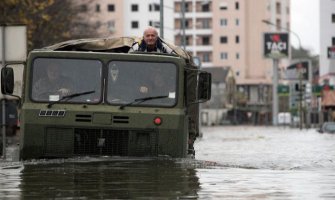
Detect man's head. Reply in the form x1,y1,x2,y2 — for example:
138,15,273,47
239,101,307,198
143,26,158,49
46,63,60,82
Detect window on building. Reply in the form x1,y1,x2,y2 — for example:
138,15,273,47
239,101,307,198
236,53,240,59
276,19,281,31
185,36,191,45
220,19,228,26
220,36,228,44
236,18,240,26
333,37,335,46
108,4,115,12
185,3,191,12
276,2,281,14
332,14,335,23
202,3,210,12
220,2,228,10
131,21,139,29
202,19,210,29
153,21,160,28
220,52,228,60
202,36,210,45
235,2,239,10
235,35,240,43
96,4,100,12
149,3,160,11
185,20,190,29
203,53,210,62
155,4,160,11
131,4,138,12
108,20,115,31
80,4,88,12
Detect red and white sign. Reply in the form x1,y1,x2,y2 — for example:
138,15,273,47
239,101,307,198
264,33,289,59
328,46,335,59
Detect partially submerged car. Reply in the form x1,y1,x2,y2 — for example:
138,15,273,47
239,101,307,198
318,122,335,134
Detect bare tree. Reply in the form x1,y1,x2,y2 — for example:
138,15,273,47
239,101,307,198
0,0,97,51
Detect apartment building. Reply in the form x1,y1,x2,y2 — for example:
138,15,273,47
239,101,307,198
174,0,290,106
74,0,124,37
122,0,174,41
76,0,174,41
319,0,335,85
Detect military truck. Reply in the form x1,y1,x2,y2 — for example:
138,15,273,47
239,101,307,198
1,37,211,160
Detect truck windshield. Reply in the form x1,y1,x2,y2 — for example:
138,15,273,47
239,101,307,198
107,61,177,107
31,58,102,103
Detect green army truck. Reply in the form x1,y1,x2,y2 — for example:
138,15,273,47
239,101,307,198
1,37,211,160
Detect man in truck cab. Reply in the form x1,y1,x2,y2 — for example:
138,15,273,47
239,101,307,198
32,62,74,101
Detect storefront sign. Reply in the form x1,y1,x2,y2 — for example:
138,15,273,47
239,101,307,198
264,33,289,59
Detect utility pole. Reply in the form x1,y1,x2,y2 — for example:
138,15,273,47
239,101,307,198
1,25,6,159
272,59,279,126
181,0,186,49
298,67,303,129
262,20,303,128
160,0,164,38
0,24,27,160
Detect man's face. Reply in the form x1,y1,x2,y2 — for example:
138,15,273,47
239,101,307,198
47,65,60,81
143,29,158,47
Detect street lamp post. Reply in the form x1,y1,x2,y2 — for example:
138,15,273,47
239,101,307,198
262,20,304,129
262,20,302,51
272,58,279,126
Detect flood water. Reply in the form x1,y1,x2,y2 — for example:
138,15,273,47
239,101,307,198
1,126,335,199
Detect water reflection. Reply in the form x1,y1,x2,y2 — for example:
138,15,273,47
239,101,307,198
0,165,22,199
18,159,200,199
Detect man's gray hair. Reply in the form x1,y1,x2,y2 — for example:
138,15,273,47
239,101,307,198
143,26,158,36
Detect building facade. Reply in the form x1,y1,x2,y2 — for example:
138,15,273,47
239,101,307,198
76,0,174,41
173,0,290,109
74,0,124,37
319,0,335,85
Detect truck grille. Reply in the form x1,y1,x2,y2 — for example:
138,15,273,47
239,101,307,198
74,128,129,156
44,128,158,158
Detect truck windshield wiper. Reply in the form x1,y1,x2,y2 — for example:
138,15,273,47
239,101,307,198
47,90,95,108
119,95,168,110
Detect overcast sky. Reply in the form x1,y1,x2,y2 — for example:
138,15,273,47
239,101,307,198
290,0,320,55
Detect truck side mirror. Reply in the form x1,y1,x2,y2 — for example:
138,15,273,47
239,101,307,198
1,67,14,94
198,72,211,101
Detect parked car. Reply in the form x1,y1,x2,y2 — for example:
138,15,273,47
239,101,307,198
318,122,335,134
278,112,291,125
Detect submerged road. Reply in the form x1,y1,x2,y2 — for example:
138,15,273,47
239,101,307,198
0,126,334,199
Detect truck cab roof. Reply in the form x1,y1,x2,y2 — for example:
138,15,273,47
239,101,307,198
37,36,194,65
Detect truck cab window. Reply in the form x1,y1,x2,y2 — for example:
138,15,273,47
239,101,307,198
31,58,102,103
107,61,177,107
